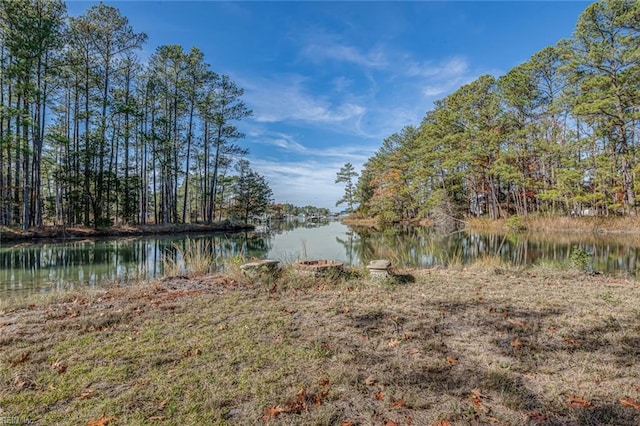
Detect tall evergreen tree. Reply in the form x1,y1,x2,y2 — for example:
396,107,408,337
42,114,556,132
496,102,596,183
335,162,358,213
231,159,273,223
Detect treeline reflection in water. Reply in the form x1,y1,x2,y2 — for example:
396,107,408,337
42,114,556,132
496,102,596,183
0,233,273,296
343,226,640,274
2,221,640,295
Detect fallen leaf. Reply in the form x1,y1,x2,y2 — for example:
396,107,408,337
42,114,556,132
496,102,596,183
262,405,284,420
470,388,487,411
313,389,329,407
364,375,377,386
294,387,307,410
375,391,385,401
510,337,523,349
385,421,399,426
340,422,354,426
406,348,419,355
431,422,452,426
80,389,94,399
11,352,30,366
404,416,413,425
565,338,580,346
567,395,589,408
86,415,115,426
319,378,330,387
51,360,68,374
392,397,407,408
548,326,558,333
507,318,526,328
446,356,459,365
389,338,400,348
183,348,202,358
471,388,485,398
157,397,169,410
471,395,483,409
528,411,548,423
621,397,640,411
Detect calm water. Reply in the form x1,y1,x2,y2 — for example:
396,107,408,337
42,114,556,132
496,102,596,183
2,220,640,296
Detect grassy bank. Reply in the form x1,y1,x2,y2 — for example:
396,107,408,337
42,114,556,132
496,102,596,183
343,214,640,235
2,263,640,425
467,216,640,235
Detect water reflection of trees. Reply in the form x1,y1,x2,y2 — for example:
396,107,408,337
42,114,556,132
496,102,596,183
0,232,275,295
343,226,640,275
3,224,640,295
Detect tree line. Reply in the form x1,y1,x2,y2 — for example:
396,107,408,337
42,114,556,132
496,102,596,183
0,0,273,230
352,0,640,223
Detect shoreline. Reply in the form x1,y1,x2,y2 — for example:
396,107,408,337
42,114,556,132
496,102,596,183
0,221,255,243
2,215,639,243
343,215,640,234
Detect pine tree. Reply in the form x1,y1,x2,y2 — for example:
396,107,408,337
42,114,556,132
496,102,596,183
335,162,358,213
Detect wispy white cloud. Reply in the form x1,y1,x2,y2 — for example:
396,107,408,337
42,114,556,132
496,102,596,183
248,128,375,162
236,33,484,207
405,56,469,79
250,157,362,210
302,42,388,69
239,74,369,139
251,131,308,153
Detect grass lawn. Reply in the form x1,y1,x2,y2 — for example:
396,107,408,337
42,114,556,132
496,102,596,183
1,263,640,425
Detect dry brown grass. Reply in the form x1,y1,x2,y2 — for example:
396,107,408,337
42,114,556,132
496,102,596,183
468,215,640,234
1,264,640,425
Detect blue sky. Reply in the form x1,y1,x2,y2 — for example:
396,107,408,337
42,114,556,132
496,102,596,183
67,1,591,210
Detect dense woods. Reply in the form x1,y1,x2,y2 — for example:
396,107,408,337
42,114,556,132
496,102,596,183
0,0,271,230
355,0,640,223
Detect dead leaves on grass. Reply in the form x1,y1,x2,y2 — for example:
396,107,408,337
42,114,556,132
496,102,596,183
391,397,409,409
567,395,590,408
262,388,307,420
564,337,581,347
182,347,202,358
621,397,640,411
364,374,377,386
506,318,527,328
263,381,331,421
470,388,489,412
527,411,548,423
79,389,94,399
86,415,115,426
10,352,30,366
510,337,523,350
50,359,68,374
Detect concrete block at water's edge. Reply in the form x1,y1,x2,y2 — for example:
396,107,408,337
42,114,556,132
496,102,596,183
240,259,280,277
367,259,392,278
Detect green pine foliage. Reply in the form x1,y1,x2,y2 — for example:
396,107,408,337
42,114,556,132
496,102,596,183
355,0,640,222
0,0,257,229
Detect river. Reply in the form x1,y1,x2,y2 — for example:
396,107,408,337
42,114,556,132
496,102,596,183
1,220,639,296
